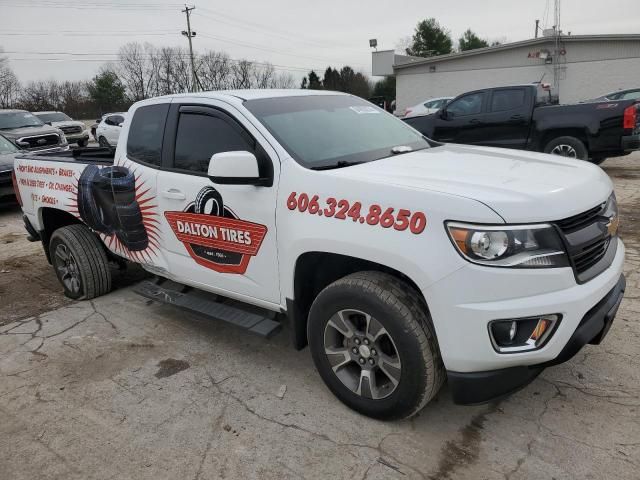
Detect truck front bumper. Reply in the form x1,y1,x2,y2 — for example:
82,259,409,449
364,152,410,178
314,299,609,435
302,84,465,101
447,274,625,404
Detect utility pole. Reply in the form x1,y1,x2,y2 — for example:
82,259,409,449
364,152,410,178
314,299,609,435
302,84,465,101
535,19,539,38
182,4,198,92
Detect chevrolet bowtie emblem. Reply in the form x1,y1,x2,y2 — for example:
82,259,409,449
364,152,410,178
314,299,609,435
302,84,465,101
606,215,619,236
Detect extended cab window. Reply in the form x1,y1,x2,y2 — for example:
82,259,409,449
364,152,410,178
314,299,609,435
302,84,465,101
127,104,169,166
447,92,484,116
173,113,254,173
490,89,525,112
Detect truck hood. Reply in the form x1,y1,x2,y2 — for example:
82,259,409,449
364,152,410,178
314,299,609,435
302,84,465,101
334,144,612,223
0,153,15,171
49,120,85,129
0,125,62,140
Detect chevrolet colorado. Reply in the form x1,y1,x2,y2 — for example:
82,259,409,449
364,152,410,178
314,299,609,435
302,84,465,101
13,90,625,419
404,84,640,164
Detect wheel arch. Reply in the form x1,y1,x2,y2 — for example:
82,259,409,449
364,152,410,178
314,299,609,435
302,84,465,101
538,128,590,152
39,207,82,263
287,251,429,350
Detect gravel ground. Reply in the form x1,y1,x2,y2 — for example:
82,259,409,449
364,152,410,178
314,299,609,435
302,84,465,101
0,153,638,480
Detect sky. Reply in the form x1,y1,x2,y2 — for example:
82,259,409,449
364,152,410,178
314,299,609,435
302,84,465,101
1,0,638,84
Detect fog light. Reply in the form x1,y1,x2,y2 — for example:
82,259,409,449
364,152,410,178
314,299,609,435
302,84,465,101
489,314,560,353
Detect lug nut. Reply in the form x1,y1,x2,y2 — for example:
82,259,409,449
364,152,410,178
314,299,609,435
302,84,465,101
363,338,370,345
369,358,375,365
359,357,365,364
352,347,358,354
371,349,377,356
354,338,361,345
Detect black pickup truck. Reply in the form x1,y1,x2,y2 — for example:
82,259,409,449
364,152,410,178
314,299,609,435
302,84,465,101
404,85,640,164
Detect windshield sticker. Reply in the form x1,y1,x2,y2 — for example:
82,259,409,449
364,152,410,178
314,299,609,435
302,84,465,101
286,191,427,234
349,106,380,114
165,186,267,274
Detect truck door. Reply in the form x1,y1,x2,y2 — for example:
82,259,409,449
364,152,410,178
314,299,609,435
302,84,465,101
433,91,487,144
155,100,281,306
479,88,531,149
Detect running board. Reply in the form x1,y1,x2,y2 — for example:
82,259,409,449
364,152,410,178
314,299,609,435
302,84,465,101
133,279,282,338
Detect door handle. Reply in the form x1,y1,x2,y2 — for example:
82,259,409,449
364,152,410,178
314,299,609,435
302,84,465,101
161,189,186,200
509,115,524,121
469,119,481,124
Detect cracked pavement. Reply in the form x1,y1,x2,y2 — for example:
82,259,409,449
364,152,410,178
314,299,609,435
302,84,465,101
1,154,639,479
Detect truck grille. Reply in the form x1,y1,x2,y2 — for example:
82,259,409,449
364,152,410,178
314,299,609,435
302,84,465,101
572,237,610,274
17,134,61,150
555,202,606,232
554,196,617,283
60,125,82,134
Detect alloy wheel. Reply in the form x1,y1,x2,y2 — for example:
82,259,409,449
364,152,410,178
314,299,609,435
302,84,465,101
55,244,81,294
323,309,402,400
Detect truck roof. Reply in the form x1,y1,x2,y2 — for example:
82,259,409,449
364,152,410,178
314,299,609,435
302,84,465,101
156,89,350,102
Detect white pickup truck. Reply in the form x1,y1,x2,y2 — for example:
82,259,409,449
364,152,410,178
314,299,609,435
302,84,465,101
13,90,625,420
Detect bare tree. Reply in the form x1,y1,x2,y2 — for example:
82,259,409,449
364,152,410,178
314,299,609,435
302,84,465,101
229,60,253,89
0,52,21,108
117,42,150,101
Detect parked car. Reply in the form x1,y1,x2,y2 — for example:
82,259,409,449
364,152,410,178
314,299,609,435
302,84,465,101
0,134,19,200
0,109,68,153
403,96,453,118
404,84,640,164
33,111,90,147
90,116,103,142
15,90,625,420
95,112,126,148
590,88,640,102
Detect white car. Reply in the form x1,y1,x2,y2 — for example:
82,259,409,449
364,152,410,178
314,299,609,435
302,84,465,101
95,112,126,148
403,96,453,118
15,90,625,420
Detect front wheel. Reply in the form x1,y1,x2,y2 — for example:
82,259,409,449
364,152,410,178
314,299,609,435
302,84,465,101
308,271,444,420
98,136,110,148
544,136,588,160
77,139,88,148
50,225,112,300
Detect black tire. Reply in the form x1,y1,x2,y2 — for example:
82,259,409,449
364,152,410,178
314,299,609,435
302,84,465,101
77,165,114,234
114,202,149,251
194,186,224,216
77,139,88,148
99,166,136,206
308,271,445,420
50,225,112,300
98,136,110,148
543,136,588,160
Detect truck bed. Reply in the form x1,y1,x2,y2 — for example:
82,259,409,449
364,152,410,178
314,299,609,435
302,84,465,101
17,147,115,165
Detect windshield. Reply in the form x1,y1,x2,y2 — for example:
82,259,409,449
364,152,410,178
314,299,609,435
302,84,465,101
35,112,72,123
0,135,18,154
244,95,429,169
0,111,44,130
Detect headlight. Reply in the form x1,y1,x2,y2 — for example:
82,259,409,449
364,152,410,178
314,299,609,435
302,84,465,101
446,222,569,268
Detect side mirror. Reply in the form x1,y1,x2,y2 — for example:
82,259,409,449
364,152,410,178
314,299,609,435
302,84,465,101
45,121,52,126
208,151,269,186
118,123,124,127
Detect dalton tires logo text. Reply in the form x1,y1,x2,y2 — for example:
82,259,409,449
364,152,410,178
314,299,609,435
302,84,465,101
164,186,267,274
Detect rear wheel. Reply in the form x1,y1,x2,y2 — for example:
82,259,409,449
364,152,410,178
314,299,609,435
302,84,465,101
308,271,444,420
77,139,88,148
98,136,110,148
50,225,112,300
544,136,588,160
